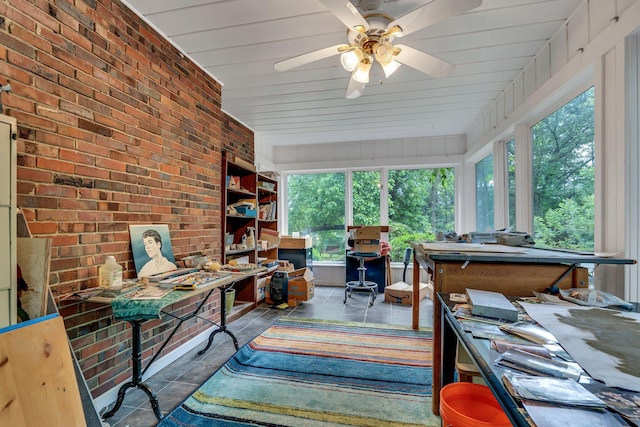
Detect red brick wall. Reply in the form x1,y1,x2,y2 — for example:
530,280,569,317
1,0,254,398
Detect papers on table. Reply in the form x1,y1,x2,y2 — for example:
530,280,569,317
158,271,233,290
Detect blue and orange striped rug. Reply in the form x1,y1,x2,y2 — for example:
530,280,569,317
159,318,439,426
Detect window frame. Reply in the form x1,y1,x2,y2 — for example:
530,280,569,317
282,164,457,264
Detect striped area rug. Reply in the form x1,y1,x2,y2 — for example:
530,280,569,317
159,318,439,426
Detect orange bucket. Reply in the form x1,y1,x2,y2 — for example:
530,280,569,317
440,382,511,427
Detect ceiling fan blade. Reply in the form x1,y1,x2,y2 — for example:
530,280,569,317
387,0,482,38
318,0,369,31
274,44,348,71
345,75,366,99
394,44,455,78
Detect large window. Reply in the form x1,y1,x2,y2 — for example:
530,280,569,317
286,167,455,262
287,173,345,261
532,87,594,251
475,154,494,232
387,168,455,261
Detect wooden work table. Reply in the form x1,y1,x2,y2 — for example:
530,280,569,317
409,242,635,415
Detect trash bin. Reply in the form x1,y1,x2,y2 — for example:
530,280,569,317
440,383,510,427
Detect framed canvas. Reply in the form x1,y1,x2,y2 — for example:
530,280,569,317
129,224,177,277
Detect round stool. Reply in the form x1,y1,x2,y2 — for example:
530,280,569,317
344,252,379,307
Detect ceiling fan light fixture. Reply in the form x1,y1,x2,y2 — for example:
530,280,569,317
340,48,363,72
352,56,372,83
374,41,394,64
381,59,401,78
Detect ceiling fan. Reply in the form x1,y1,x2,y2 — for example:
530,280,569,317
274,0,482,99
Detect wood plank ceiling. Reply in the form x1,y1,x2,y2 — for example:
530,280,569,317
122,0,584,147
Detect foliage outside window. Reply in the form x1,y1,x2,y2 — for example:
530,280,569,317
287,173,345,261
387,168,455,261
475,154,494,232
532,87,594,251
352,170,381,226
506,139,516,229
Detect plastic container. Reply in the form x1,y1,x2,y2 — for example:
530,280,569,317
440,383,510,427
99,256,123,289
225,288,236,314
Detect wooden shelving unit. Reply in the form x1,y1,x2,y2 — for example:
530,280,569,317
256,173,279,303
222,151,258,311
257,173,278,263
222,151,257,266
221,152,280,310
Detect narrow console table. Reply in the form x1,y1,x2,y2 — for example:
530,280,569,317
410,242,635,414
96,268,264,421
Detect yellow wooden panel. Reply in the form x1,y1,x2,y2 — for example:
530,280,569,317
0,315,86,427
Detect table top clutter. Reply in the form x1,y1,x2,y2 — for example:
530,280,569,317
438,290,640,426
87,267,264,320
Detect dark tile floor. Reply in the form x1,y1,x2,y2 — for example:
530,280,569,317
103,284,434,427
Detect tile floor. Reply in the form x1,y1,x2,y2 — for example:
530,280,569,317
102,284,434,427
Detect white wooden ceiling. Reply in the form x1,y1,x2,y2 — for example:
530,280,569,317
122,0,584,147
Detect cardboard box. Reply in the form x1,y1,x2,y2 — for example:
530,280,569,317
287,267,315,302
353,239,380,253
384,282,431,306
277,260,295,272
280,235,312,249
425,281,434,300
349,226,381,240
264,267,314,306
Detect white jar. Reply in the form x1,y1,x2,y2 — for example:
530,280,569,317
99,256,123,289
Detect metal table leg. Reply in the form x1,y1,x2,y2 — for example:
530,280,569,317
102,320,163,421
198,285,239,354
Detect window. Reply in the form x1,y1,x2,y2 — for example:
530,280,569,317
352,170,381,226
475,154,494,232
506,139,516,229
532,87,594,251
387,168,455,261
287,173,345,261
286,168,456,263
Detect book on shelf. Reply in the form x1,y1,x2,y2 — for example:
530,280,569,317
502,372,605,408
496,348,583,380
270,200,276,220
